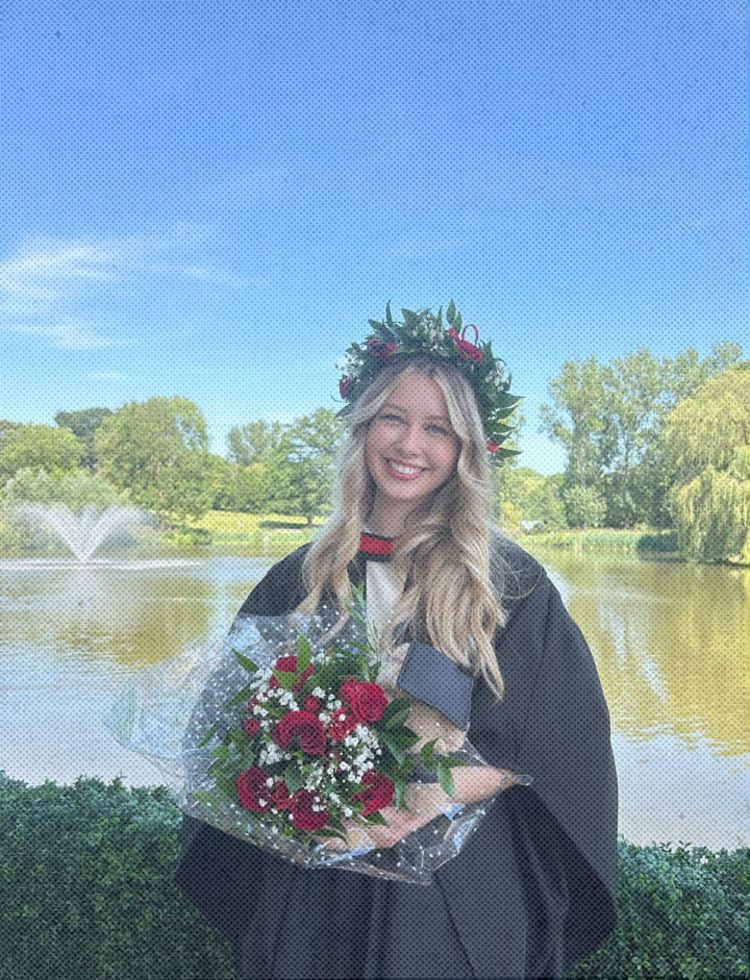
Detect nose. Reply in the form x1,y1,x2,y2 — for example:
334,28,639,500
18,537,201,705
394,422,423,456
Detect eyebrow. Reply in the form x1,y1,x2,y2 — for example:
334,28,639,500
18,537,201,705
382,402,452,423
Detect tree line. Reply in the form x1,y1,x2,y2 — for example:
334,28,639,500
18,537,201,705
0,341,747,562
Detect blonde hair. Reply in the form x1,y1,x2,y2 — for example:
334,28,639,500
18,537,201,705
298,355,508,700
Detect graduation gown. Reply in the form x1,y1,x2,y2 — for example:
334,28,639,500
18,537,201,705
175,537,618,979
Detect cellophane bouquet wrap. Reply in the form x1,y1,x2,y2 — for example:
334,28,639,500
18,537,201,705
106,601,530,884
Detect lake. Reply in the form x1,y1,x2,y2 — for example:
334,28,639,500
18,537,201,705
0,547,747,850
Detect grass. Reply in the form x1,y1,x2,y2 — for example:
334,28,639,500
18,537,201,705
516,527,679,554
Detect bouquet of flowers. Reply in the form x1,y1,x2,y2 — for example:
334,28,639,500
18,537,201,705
106,597,530,883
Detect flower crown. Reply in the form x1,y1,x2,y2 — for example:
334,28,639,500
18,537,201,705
337,301,522,461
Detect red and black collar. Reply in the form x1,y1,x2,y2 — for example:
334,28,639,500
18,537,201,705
358,531,395,561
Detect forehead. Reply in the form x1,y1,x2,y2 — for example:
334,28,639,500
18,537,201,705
384,373,450,416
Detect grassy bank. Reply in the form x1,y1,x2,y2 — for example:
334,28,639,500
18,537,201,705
164,510,326,556
1,773,746,980
515,527,679,555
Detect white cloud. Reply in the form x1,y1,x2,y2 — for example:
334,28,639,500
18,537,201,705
0,230,247,347
4,319,128,350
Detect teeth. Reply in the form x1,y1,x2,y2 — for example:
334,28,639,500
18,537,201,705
388,460,423,475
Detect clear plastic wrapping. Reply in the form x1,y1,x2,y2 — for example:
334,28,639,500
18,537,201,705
105,607,531,884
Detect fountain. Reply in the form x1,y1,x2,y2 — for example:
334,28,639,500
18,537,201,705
2,502,199,570
14,503,148,563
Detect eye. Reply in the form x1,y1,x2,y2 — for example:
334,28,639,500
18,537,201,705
380,413,404,424
427,424,451,436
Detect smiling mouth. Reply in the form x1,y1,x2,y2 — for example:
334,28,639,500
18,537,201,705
386,459,426,477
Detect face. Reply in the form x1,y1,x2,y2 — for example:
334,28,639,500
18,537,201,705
364,373,460,532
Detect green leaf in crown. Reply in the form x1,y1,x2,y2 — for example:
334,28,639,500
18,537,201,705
335,301,523,462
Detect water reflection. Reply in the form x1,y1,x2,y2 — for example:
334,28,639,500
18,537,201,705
1,549,747,848
541,553,749,756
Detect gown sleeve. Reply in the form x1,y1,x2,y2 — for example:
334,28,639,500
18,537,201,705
442,556,618,977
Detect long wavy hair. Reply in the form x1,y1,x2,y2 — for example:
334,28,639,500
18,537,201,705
298,355,509,700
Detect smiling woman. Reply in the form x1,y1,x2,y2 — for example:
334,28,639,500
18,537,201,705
364,373,460,536
175,304,618,980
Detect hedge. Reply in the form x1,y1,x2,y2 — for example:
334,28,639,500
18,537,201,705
0,773,747,979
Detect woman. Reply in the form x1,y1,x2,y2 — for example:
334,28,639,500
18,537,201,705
175,305,618,979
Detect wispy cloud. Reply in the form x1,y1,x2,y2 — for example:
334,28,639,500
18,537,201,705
4,319,128,351
0,229,245,348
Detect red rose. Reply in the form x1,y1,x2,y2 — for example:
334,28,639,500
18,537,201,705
448,327,483,363
244,716,261,736
352,771,395,815
339,679,388,724
339,376,353,398
366,337,398,362
272,710,327,755
269,779,292,810
326,707,358,741
236,766,270,812
486,440,499,453
290,789,329,831
303,695,322,713
269,655,314,692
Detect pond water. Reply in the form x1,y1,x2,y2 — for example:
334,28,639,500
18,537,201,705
0,547,747,850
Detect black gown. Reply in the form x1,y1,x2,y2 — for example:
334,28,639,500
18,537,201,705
175,537,618,979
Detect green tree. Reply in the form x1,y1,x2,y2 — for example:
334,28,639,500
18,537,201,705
2,467,128,509
95,396,212,523
226,420,286,467
539,358,613,489
269,409,343,524
662,363,750,563
541,343,743,528
54,408,113,471
496,465,565,530
216,462,274,513
562,484,607,529
0,424,83,481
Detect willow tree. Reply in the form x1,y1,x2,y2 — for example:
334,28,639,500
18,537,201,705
663,363,750,563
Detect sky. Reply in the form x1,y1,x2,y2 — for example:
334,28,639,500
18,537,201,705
0,0,746,475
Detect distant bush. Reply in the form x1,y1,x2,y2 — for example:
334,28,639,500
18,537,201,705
2,466,128,509
1,773,747,979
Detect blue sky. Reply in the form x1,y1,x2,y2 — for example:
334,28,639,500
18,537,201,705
1,0,746,474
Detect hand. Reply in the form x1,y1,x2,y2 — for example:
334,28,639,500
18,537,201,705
314,784,451,854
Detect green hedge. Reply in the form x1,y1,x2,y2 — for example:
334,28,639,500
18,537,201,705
1,773,747,980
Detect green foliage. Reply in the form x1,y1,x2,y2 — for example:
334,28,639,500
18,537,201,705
95,396,213,524
568,840,750,979
2,466,128,509
226,419,286,467
215,461,274,513
663,363,750,563
268,408,343,524
0,772,234,980
541,343,744,530
54,408,114,470
0,424,83,481
561,484,607,529
495,465,566,530
1,774,746,980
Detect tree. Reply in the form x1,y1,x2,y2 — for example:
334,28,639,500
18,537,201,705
268,409,343,524
541,343,744,528
227,420,287,467
0,424,83,481
495,466,565,530
2,466,128,509
539,358,613,489
561,485,607,529
54,408,113,471
662,363,750,562
95,396,213,523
